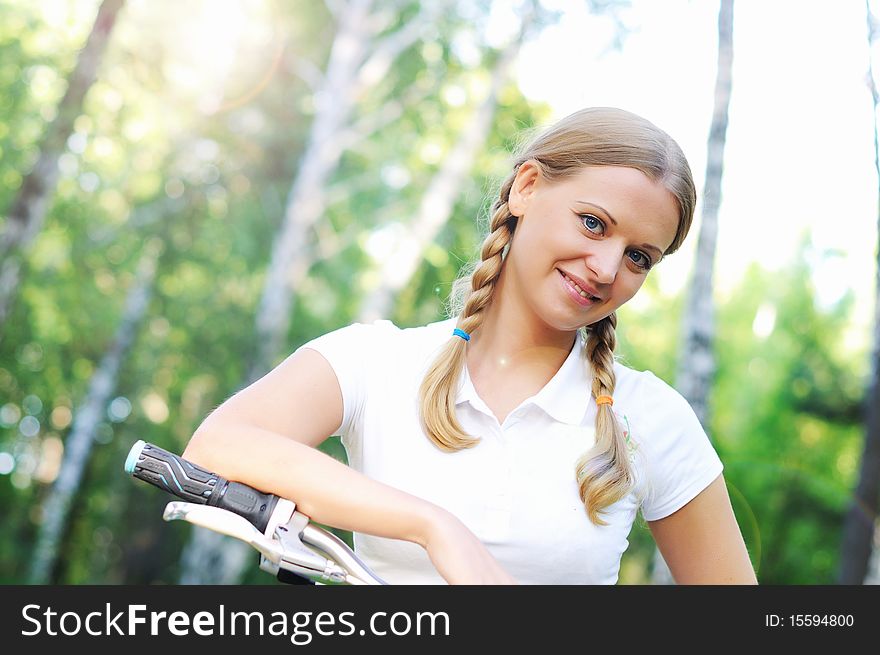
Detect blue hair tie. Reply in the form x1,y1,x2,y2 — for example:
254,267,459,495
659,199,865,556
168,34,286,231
452,328,470,342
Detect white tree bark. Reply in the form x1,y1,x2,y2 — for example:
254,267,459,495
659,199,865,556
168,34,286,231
358,20,528,322
0,0,125,334
27,238,162,583
178,0,452,585
653,0,734,585
251,0,445,375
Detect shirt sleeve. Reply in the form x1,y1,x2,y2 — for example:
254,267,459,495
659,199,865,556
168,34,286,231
634,371,724,522
292,320,392,443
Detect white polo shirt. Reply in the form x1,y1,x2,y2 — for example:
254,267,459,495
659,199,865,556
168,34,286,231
295,317,723,584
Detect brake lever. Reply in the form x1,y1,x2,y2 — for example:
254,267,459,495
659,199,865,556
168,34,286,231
163,502,285,564
272,511,349,584
164,501,350,583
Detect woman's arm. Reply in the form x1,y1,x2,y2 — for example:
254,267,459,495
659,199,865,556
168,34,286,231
647,474,758,584
183,347,515,584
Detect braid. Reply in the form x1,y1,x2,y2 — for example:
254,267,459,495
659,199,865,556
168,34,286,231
458,180,517,335
586,312,618,397
576,312,637,525
418,177,518,451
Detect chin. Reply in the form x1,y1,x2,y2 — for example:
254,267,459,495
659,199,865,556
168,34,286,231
587,308,619,327
544,309,590,334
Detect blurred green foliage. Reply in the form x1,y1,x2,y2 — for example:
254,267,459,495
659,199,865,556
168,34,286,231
616,236,867,583
0,0,871,585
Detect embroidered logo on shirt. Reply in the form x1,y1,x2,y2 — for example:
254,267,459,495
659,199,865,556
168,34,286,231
620,412,638,463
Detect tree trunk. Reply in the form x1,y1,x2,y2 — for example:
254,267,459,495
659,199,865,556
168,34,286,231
653,0,734,585
836,0,880,585
358,22,528,322
250,0,450,376
27,238,161,583
865,536,880,584
0,0,125,334
178,0,451,585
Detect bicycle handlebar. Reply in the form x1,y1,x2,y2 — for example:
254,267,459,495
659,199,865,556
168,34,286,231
124,440,387,585
125,439,280,533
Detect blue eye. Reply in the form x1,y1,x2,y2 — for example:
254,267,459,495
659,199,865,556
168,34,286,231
628,251,652,270
580,214,604,233
578,212,653,272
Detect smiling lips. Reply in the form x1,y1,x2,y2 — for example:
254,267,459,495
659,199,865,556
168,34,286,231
558,269,601,302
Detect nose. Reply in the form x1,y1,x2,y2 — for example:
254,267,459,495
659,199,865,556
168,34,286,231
586,243,622,285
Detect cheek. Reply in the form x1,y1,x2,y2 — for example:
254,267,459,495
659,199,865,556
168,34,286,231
614,277,646,306
513,223,556,268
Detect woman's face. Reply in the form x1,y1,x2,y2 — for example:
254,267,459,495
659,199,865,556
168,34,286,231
505,162,681,332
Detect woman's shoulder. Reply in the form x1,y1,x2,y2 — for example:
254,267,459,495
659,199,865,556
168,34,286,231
399,315,459,340
610,359,695,423
298,316,456,356
610,359,718,467
611,358,672,397
609,363,722,520
355,316,457,342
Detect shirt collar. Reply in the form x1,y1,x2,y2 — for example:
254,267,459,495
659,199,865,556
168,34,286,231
455,328,592,426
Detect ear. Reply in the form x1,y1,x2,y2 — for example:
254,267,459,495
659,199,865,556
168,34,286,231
508,160,541,217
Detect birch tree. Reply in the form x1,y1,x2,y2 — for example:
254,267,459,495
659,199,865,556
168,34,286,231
358,16,531,322
178,0,455,585
838,0,880,585
653,0,734,585
0,0,125,334
27,237,162,583
249,0,449,376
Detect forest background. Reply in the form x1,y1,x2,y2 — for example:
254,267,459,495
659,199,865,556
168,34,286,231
1,0,879,586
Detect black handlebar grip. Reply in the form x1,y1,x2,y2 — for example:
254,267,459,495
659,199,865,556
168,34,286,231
125,440,280,533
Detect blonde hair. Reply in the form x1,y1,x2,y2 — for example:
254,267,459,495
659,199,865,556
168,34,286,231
417,107,696,525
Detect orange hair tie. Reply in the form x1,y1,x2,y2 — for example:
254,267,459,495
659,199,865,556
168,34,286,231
595,395,613,406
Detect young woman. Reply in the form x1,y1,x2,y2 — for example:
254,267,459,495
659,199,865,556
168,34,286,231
183,107,758,585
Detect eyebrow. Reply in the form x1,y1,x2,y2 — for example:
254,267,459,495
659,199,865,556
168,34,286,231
575,200,665,258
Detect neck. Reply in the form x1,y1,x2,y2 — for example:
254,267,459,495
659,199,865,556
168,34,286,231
465,269,577,377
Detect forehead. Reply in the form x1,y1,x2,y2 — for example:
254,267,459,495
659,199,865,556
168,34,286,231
554,166,680,250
